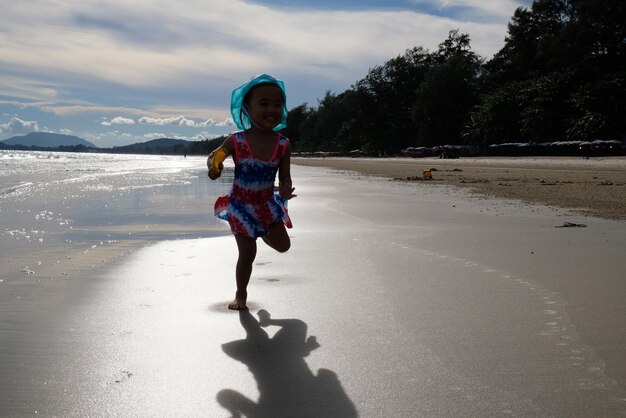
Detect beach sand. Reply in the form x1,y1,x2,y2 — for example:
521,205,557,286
293,156,626,220
2,162,625,416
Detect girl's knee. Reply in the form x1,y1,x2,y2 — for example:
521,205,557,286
238,252,256,265
237,245,257,263
275,240,290,253
263,223,290,253
263,235,290,253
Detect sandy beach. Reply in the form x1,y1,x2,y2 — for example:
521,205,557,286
2,158,626,416
293,156,626,221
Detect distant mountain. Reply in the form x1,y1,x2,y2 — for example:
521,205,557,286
111,138,191,152
0,134,223,155
1,132,97,148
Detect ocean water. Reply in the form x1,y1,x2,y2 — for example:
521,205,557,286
0,150,233,283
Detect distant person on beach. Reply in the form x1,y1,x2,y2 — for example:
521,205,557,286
208,74,296,310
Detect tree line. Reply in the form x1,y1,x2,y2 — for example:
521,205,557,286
281,0,625,155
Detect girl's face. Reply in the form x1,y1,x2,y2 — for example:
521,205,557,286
245,84,284,131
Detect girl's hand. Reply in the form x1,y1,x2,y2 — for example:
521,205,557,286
207,138,233,180
279,180,296,200
207,152,221,180
208,166,221,180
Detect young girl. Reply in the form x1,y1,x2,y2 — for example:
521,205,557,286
208,74,296,310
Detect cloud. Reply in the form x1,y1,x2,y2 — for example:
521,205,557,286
36,104,231,121
1,0,523,103
111,116,135,124
197,118,235,128
0,117,39,134
98,114,233,128
143,132,167,140
149,106,231,120
138,115,234,128
409,0,528,20
0,75,63,103
0,0,530,144
192,132,222,140
139,115,196,127
101,116,135,126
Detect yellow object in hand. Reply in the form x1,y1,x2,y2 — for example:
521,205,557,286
212,148,229,172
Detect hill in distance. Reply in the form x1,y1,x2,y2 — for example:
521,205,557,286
111,138,190,152
1,132,97,148
0,133,222,155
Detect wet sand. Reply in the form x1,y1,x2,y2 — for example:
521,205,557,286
1,163,625,416
293,156,626,220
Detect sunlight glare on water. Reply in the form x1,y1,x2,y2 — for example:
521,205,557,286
0,151,233,281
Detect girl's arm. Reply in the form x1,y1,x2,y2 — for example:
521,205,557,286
207,136,235,180
278,141,296,200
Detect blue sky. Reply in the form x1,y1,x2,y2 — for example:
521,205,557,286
0,0,532,147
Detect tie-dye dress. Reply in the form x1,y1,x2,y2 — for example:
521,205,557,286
214,131,292,238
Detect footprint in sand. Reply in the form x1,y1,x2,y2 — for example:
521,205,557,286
111,370,133,384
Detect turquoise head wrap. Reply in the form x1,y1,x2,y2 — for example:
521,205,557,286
230,74,287,131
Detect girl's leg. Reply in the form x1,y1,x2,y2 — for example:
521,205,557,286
262,222,290,253
230,235,257,310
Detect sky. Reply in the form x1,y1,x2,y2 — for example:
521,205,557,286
0,0,532,148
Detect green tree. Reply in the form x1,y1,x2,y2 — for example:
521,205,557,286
485,0,571,82
567,73,626,140
351,46,431,153
517,72,571,141
474,0,625,144
467,81,524,145
282,103,311,150
287,0,625,152
414,30,481,146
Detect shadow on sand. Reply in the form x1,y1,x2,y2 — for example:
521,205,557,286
217,310,357,418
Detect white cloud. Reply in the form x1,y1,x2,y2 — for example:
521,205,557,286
39,104,230,121
137,115,233,128
139,115,196,127
110,116,135,124
197,118,235,128
0,75,63,103
0,0,520,100
143,132,167,140
82,127,228,147
60,128,72,135
100,116,136,126
149,106,231,120
193,132,222,140
0,117,39,134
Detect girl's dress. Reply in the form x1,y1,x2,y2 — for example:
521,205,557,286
214,131,292,238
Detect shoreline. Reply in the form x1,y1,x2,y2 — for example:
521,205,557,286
293,156,626,221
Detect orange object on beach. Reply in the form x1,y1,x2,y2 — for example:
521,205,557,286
212,148,229,172
423,168,433,180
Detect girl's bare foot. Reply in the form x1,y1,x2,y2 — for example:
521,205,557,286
228,291,248,310
228,300,247,310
